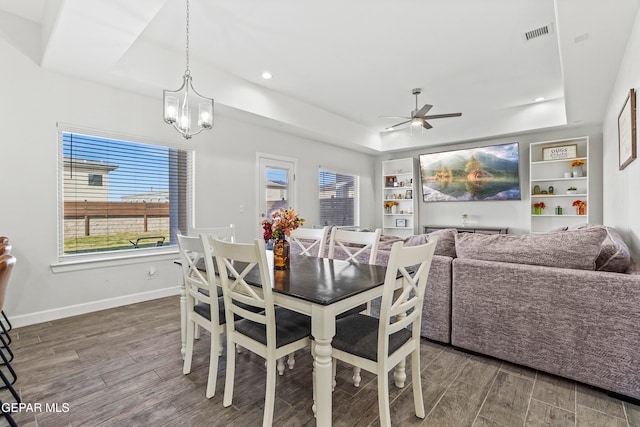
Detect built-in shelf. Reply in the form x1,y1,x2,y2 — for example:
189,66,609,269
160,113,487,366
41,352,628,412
529,137,590,233
382,158,419,238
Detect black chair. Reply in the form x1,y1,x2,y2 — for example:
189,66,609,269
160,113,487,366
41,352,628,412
0,254,19,427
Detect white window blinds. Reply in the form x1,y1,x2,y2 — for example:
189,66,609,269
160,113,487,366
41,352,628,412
58,127,192,258
318,169,359,227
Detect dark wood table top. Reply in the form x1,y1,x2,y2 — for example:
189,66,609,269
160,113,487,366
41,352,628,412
190,254,388,306
249,254,388,305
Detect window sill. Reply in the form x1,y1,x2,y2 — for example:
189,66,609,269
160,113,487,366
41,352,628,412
50,248,179,273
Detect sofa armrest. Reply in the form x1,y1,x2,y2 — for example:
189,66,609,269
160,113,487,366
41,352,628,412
452,258,640,400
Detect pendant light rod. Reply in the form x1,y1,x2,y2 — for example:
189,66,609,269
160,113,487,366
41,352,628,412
163,0,214,139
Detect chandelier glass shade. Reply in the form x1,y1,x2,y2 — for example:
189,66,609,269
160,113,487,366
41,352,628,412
163,0,214,139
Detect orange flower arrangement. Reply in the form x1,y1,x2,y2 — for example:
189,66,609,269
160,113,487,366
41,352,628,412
570,159,585,167
261,208,305,242
572,200,586,207
533,202,546,209
383,201,398,208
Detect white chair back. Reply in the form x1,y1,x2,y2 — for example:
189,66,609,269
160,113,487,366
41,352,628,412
379,238,437,341
212,238,275,346
289,226,330,257
189,224,236,243
327,228,382,264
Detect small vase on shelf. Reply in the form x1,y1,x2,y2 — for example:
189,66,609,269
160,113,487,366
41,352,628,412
572,165,583,177
273,238,290,270
391,205,398,214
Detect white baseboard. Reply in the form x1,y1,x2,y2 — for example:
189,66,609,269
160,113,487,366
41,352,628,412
9,286,181,328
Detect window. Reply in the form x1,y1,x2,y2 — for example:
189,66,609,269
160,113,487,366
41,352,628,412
58,127,192,259
88,174,103,186
319,169,359,227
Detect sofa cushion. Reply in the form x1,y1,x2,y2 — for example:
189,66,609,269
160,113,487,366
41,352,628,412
574,225,631,273
404,228,457,258
455,227,607,270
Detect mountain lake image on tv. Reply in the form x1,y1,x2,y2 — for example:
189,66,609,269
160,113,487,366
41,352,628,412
419,142,521,202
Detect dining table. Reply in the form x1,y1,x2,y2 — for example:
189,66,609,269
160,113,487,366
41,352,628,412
179,251,401,426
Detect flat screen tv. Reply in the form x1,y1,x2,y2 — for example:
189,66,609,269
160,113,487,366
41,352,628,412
419,142,521,202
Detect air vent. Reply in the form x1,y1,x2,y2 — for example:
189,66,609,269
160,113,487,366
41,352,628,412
522,23,554,42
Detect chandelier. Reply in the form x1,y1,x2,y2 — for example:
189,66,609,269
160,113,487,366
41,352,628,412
163,0,214,139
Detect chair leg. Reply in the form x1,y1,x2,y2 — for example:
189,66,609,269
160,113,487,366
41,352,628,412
183,319,195,375
223,338,236,407
311,344,317,417
377,368,391,427
0,366,20,404
352,366,361,387
0,334,13,364
287,352,295,370
412,350,425,418
0,311,12,333
277,357,285,375
0,346,17,388
263,355,277,427
194,324,201,340
0,320,11,347
0,400,18,427
205,330,220,399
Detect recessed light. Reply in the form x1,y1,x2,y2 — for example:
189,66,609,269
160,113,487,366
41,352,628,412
261,71,273,80
386,127,394,131
534,97,545,103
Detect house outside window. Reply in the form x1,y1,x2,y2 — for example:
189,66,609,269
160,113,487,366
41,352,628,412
88,173,103,187
58,128,192,259
319,169,359,227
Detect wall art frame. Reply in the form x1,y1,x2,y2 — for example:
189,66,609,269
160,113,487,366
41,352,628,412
618,88,637,170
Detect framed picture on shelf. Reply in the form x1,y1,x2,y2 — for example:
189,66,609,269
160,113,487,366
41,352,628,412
405,189,412,199
542,144,577,161
618,88,637,170
385,176,397,187
395,218,407,227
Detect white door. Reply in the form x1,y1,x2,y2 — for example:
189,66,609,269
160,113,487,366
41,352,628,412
257,154,297,235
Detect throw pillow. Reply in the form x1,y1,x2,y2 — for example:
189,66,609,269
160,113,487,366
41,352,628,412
404,228,457,258
455,227,607,270
574,225,631,273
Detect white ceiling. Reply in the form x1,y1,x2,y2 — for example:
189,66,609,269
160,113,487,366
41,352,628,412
1,0,639,153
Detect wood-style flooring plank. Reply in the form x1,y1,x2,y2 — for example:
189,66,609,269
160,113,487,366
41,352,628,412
3,296,636,427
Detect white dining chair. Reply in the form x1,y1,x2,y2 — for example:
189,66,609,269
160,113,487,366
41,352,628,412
327,227,382,265
176,231,225,399
189,224,236,243
289,226,330,257
186,225,235,340
329,238,437,426
212,238,312,427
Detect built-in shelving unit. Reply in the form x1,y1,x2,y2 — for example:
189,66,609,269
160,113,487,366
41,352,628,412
382,158,419,237
529,137,589,233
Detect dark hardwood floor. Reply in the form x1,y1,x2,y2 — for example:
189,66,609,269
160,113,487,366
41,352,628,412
3,296,639,426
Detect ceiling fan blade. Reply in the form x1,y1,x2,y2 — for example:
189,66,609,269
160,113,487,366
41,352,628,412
387,119,412,129
424,113,462,119
380,116,411,119
415,104,433,117
422,121,433,130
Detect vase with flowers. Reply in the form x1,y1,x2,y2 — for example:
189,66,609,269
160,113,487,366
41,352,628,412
384,201,399,214
570,159,585,177
262,208,305,270
533,201,546,215
572,200,586,215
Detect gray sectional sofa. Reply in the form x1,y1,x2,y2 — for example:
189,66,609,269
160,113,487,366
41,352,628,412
318,225,640,401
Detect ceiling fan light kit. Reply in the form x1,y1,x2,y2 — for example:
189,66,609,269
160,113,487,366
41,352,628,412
384,88,462,134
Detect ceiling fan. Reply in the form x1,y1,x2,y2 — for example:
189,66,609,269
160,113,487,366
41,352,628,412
383,88,462,131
